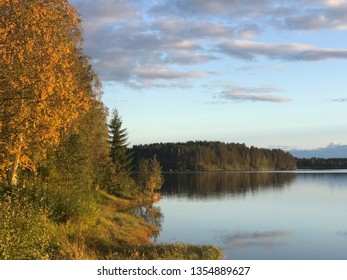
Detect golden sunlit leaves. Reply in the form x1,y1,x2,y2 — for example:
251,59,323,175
0,0,94,184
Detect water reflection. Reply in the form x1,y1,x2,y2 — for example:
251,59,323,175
162,172,296,199
156,171,347,259
130,204,164,240
297,172,347,189
222,231,294,249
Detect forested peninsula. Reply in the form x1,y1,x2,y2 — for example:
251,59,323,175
131,141,297,171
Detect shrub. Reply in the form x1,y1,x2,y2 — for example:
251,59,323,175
104,165,137,198
40,184,98,224
0,188,50,259
137,156,164,194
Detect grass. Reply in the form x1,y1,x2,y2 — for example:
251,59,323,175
54,190,223,259
123,244,223,260
0,187,223,260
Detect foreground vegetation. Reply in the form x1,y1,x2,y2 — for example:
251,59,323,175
0,186,222,260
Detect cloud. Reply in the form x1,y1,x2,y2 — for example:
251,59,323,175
331,97,347,102
71,1,232,88
71,0,137,31
222,93,291,103
70,0,347,88
153,0,347,32
277,1,347,31
152,19,234,40
237,25,262,39
282,12,347,31
132,66,206,81
218,40,347,61
223,231,294,248
220,84,291,103
152,0,272,17
325,0,346,6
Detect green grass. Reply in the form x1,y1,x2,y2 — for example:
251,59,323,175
52,190,223,260
119,244,223,260
0,187,223,260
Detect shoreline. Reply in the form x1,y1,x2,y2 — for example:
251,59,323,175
57,190,223,260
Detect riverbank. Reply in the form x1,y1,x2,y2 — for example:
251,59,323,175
51,190,223,260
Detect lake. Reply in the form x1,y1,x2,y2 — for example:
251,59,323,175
152,170,347,259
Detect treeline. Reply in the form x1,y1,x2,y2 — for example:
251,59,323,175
297,158,347,169
131,141,297,171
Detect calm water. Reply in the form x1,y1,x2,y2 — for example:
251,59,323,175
152,171,347,259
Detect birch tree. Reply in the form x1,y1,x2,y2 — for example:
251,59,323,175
0,0,91,185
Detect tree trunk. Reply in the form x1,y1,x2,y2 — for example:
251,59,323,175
9,135,23,186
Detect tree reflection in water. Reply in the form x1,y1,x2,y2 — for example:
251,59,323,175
130,172,296,243
129,204,164,241
162,172,296,199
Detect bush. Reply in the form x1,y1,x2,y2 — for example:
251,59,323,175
40,184,98,224
104,164,137,198
0,188,50,259
137,156,164,194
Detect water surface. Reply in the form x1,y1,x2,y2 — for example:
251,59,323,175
154,171,347,259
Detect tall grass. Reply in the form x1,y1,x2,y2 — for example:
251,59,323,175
108,244,223,260
39,184,98,224
0,184,223,260
0,187,50,259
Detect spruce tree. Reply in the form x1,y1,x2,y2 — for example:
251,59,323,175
109,109,133,174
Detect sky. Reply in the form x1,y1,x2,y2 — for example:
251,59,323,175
70,0,347,153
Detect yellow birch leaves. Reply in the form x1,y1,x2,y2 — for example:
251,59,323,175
0,0,92,184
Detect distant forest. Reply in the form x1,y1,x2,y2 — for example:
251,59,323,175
131,141,297,171
297,158,347,169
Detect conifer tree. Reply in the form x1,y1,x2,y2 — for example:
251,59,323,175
108,109,133,174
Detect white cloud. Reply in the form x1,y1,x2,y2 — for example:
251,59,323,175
133,66,206,80
222,92,291,102
331,97,347,102
153,0,347,32
152,19,234,40
325,0,346,7
218,40,347,61
70,0,347,88
220,84,291,103
237,25,262,39
71,0,137,32
161,51,217,64
152,0,272,17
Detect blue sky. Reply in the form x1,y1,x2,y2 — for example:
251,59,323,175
71,0,347,151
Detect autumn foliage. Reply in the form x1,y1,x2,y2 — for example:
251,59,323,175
0,0,166,260
0,0,91,185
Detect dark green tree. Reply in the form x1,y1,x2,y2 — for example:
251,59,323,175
109,109,133,175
